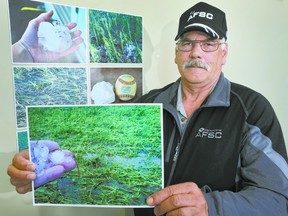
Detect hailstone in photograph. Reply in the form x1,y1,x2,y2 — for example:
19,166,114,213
38,20,72,52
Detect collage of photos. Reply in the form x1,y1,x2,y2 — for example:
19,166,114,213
9,0,144,147
8,0,163,208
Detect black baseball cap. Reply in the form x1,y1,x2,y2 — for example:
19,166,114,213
175,2,227,41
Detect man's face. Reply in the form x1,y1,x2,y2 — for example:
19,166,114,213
175,31,228,87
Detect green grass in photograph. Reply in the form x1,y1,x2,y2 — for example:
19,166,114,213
89,10,142,63
14,67,87,128
28,105,162,206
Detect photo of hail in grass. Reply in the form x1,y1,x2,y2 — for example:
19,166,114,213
27,104,163,207
89,9,142,63
13,67,87,129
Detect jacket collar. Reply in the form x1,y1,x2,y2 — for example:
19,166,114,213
204,72,231,107
153,72,231,109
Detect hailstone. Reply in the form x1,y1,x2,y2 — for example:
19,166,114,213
32,144,49,175
38,20,72,52
91,81,115,104
49,150,65,165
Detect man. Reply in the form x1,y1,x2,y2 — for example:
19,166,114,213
7,2,288,216
134,2,288,215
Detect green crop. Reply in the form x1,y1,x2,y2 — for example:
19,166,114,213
89,10,142,63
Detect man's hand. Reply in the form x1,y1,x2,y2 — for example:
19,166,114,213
146,182,208,216
7,149,36,194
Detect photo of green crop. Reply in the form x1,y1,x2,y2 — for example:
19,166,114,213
13,67,87,128
89,9,142,63
28,104,163,207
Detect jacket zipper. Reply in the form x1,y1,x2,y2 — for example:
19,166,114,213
166,141,181,186
166,110,198,186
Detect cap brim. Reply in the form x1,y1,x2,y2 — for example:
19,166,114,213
175,23,221,41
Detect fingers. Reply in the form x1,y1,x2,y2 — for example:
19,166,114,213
72,36,84,47
62,160,76,172
57,40,82,59
34,10,54,25
7,163,36,181
30,140,59,151
155,193,194,213
157,206,206,216
9,150,35,172
7,150,36,181
7,150,36,194
38,140,60,151
42,34,83,61
20,10,54,46
147,182,200,206
71,30,82,41
10,176,33,194
61,150,77,171
66,22,77,30
65,22,83,42
154,193,207,216
15,182,33,194
34,165,65,188
147,182,208,216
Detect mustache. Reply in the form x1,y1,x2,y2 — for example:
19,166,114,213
182,60,210,72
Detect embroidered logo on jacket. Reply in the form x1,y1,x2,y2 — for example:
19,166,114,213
195,128,222,139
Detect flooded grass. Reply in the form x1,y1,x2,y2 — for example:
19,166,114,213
29,105,162,206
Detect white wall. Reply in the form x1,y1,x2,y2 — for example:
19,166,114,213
1,0,287,216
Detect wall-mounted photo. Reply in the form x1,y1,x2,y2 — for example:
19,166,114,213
17,130,29,151
13,67,87,129
8,0,87,63
27,104,163,207
89,9,142,63
90,67,143,104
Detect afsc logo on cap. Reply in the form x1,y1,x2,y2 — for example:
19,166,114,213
188,11,213,21
175,2,227,40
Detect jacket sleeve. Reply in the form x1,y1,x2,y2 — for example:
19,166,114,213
204,123,288,216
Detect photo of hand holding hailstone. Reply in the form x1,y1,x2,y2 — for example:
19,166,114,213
30,140,78,188
11,9,85,63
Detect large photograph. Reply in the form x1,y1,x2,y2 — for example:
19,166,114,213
27,104,163,207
